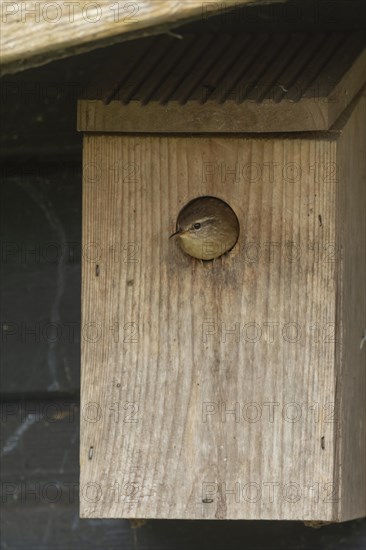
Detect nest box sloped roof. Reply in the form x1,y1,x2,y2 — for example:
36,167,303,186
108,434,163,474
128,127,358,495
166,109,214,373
78,32,366,133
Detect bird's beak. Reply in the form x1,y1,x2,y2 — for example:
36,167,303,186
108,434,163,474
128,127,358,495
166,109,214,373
169,228,184,239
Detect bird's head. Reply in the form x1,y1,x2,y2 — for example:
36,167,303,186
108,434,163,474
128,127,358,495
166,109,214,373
170,196,239,260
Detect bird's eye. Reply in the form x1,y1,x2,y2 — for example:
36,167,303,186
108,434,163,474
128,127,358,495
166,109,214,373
193,222,201,230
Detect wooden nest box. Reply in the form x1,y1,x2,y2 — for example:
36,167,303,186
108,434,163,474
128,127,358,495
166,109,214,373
78,33,366,522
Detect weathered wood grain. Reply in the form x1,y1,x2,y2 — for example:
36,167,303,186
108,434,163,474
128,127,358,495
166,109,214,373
2,401,366,548
0,0,284,75
334,91,366,521
78,97,335,133
81,133,343,520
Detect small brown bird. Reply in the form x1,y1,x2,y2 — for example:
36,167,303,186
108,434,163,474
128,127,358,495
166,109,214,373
170,196,239,260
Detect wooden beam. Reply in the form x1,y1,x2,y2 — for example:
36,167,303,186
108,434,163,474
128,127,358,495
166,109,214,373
0,0,285,75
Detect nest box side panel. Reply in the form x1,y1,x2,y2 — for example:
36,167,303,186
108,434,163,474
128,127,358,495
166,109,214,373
335,91,366,522
80,134,338,520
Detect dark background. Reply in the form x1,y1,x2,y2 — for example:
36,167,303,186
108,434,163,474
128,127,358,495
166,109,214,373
1,1,366,548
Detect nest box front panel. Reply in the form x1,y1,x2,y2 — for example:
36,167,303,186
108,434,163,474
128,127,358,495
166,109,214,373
80,134,338,520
